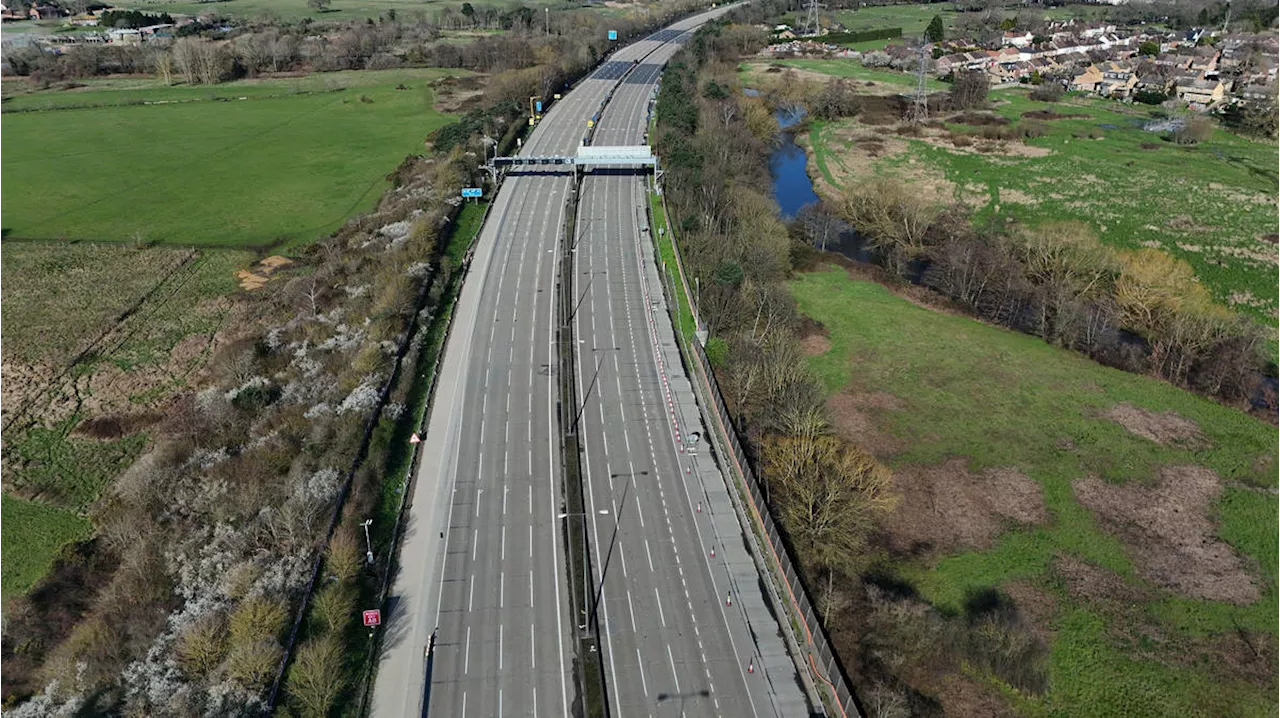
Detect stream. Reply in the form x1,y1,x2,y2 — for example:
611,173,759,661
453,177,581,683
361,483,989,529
769,105,820,219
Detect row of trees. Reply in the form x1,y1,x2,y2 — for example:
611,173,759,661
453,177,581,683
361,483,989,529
655,18,897,630
823,179,1266,404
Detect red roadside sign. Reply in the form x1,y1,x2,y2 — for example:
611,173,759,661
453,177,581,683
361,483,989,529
363,609,381,627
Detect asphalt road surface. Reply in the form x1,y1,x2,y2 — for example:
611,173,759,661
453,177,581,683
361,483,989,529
573,34,797,718
371,8,740,718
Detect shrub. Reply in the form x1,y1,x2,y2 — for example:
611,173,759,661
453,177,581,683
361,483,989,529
287,636,345,717
1172,114,1214,144
226,639,282,688
177,612,228,675
229,596,289,647
704,336,729,367
1028,83,1063,102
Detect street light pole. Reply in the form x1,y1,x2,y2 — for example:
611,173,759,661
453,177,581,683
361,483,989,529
360,519,374,564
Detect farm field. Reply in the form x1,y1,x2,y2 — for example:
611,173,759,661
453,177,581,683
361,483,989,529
117,0,547,21
791,262,1278,717
834,2,956,39
2,68,460,248
755,58,1279,326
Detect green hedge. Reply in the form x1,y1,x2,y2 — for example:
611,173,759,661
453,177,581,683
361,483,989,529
822,27,902,44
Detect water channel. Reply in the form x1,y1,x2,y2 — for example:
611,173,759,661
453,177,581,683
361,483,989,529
769,105,820,219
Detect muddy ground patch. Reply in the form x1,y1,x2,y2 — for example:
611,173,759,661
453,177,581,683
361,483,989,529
882,457,1048,555
1103,402,1208,449
1073,465,1258,604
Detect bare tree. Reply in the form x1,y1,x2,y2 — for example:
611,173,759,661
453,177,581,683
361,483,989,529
949,68,989,110
838,178,940,272
171,37,200,85
149,48,173,85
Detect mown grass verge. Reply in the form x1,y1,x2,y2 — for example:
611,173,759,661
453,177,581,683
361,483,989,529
648,189,696,341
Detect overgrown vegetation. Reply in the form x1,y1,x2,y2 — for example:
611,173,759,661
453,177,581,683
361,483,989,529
790,264,1277,717
654,15,897,709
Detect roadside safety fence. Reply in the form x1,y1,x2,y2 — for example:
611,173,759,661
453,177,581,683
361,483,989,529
650,190,865,718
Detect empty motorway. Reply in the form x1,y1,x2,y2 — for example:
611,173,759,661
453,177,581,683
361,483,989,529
371,6,806,717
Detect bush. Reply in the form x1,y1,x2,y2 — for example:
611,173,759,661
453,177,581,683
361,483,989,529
287,636,345,717
1028,83,1063,102
227,639,282,688
229,596,289,647
1172,114,1214,144
1134,88,1169,105
177,612,228,675
704,336,729,367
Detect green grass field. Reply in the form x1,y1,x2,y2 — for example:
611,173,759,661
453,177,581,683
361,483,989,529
1,494,93,600
791,264,1278,717
2,68,460,248
834,2,956,38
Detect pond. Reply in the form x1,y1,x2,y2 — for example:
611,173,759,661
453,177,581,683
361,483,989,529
770,105,820,220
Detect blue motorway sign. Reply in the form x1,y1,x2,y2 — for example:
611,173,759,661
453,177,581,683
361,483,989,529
608,30,617,40
535,100,543,113
461,187,482,198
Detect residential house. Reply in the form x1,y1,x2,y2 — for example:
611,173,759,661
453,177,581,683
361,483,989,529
1002,30,1034,48
1135,74,1173,95
1233,79,1277,104
1152,52,1194,72
1070,64,1104,92
1181,46,1219,75
1174,76,1224,108
1097,61,1138,98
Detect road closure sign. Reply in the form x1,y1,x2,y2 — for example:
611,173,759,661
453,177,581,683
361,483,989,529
363,609,381,627
461,188,482,199
608,30,617,40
